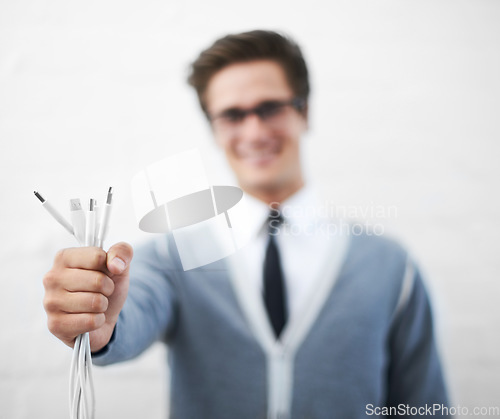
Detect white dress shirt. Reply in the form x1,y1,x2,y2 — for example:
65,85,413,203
240,185,340,322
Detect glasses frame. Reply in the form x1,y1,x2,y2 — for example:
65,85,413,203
208,97,306,127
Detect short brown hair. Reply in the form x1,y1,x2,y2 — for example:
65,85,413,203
187,30,310,116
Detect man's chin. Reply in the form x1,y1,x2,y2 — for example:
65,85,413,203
239,166,279,185
239,176,282,195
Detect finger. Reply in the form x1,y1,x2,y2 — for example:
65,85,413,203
106,242,133,276
60,269,115,297
44,290,109,314
54,247,108,271
48,312,106,340
43,267,114,297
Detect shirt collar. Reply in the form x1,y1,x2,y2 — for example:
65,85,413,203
243,184,320,239
242,192,272,239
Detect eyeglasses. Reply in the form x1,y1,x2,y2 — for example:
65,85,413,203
208,98,305,132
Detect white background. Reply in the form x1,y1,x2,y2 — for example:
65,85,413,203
1,0,499,418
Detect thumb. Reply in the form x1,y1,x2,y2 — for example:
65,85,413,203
106,242,134,276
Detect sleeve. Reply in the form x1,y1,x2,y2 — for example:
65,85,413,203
92,235,179,366
386,259,451,417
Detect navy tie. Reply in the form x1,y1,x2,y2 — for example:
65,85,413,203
263,209,287,338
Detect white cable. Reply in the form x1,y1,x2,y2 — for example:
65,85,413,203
36,188,113,419
70,198,97,419
69,334,80,416
86,332,96,418
78,332,89,418
70,199,86,246
70,189,113,419
97,187,113,248
85,199,96,248
34,191,74,235
93,203,100,247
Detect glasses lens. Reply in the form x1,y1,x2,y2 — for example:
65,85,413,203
255,101,286,120
211,98,300,134
219,109,246,123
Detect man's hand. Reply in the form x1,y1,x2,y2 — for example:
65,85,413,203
42,242,133,353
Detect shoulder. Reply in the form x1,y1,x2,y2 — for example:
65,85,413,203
345,229,409,268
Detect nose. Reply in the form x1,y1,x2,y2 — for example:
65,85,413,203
238,113,270,144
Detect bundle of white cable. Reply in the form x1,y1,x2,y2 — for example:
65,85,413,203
68,190,113,419
35,188,113,419
70,332,95,419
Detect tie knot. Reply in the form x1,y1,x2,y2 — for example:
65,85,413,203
267,208,284,234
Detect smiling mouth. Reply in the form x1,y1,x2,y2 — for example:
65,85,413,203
240,149,280,167
235,141,282,167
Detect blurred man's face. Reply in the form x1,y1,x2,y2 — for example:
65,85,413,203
205,60,308,202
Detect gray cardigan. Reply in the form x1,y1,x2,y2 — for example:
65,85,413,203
94,231,450,418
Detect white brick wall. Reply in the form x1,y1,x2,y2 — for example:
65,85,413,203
1,1,499,417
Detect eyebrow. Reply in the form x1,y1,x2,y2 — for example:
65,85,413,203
216,99,288,116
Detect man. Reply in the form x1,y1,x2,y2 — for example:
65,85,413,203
43,30,450,418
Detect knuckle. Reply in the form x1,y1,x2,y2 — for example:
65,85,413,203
54,248,67,265
43,294,58,313
47,316,62,335
42,271,55,290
